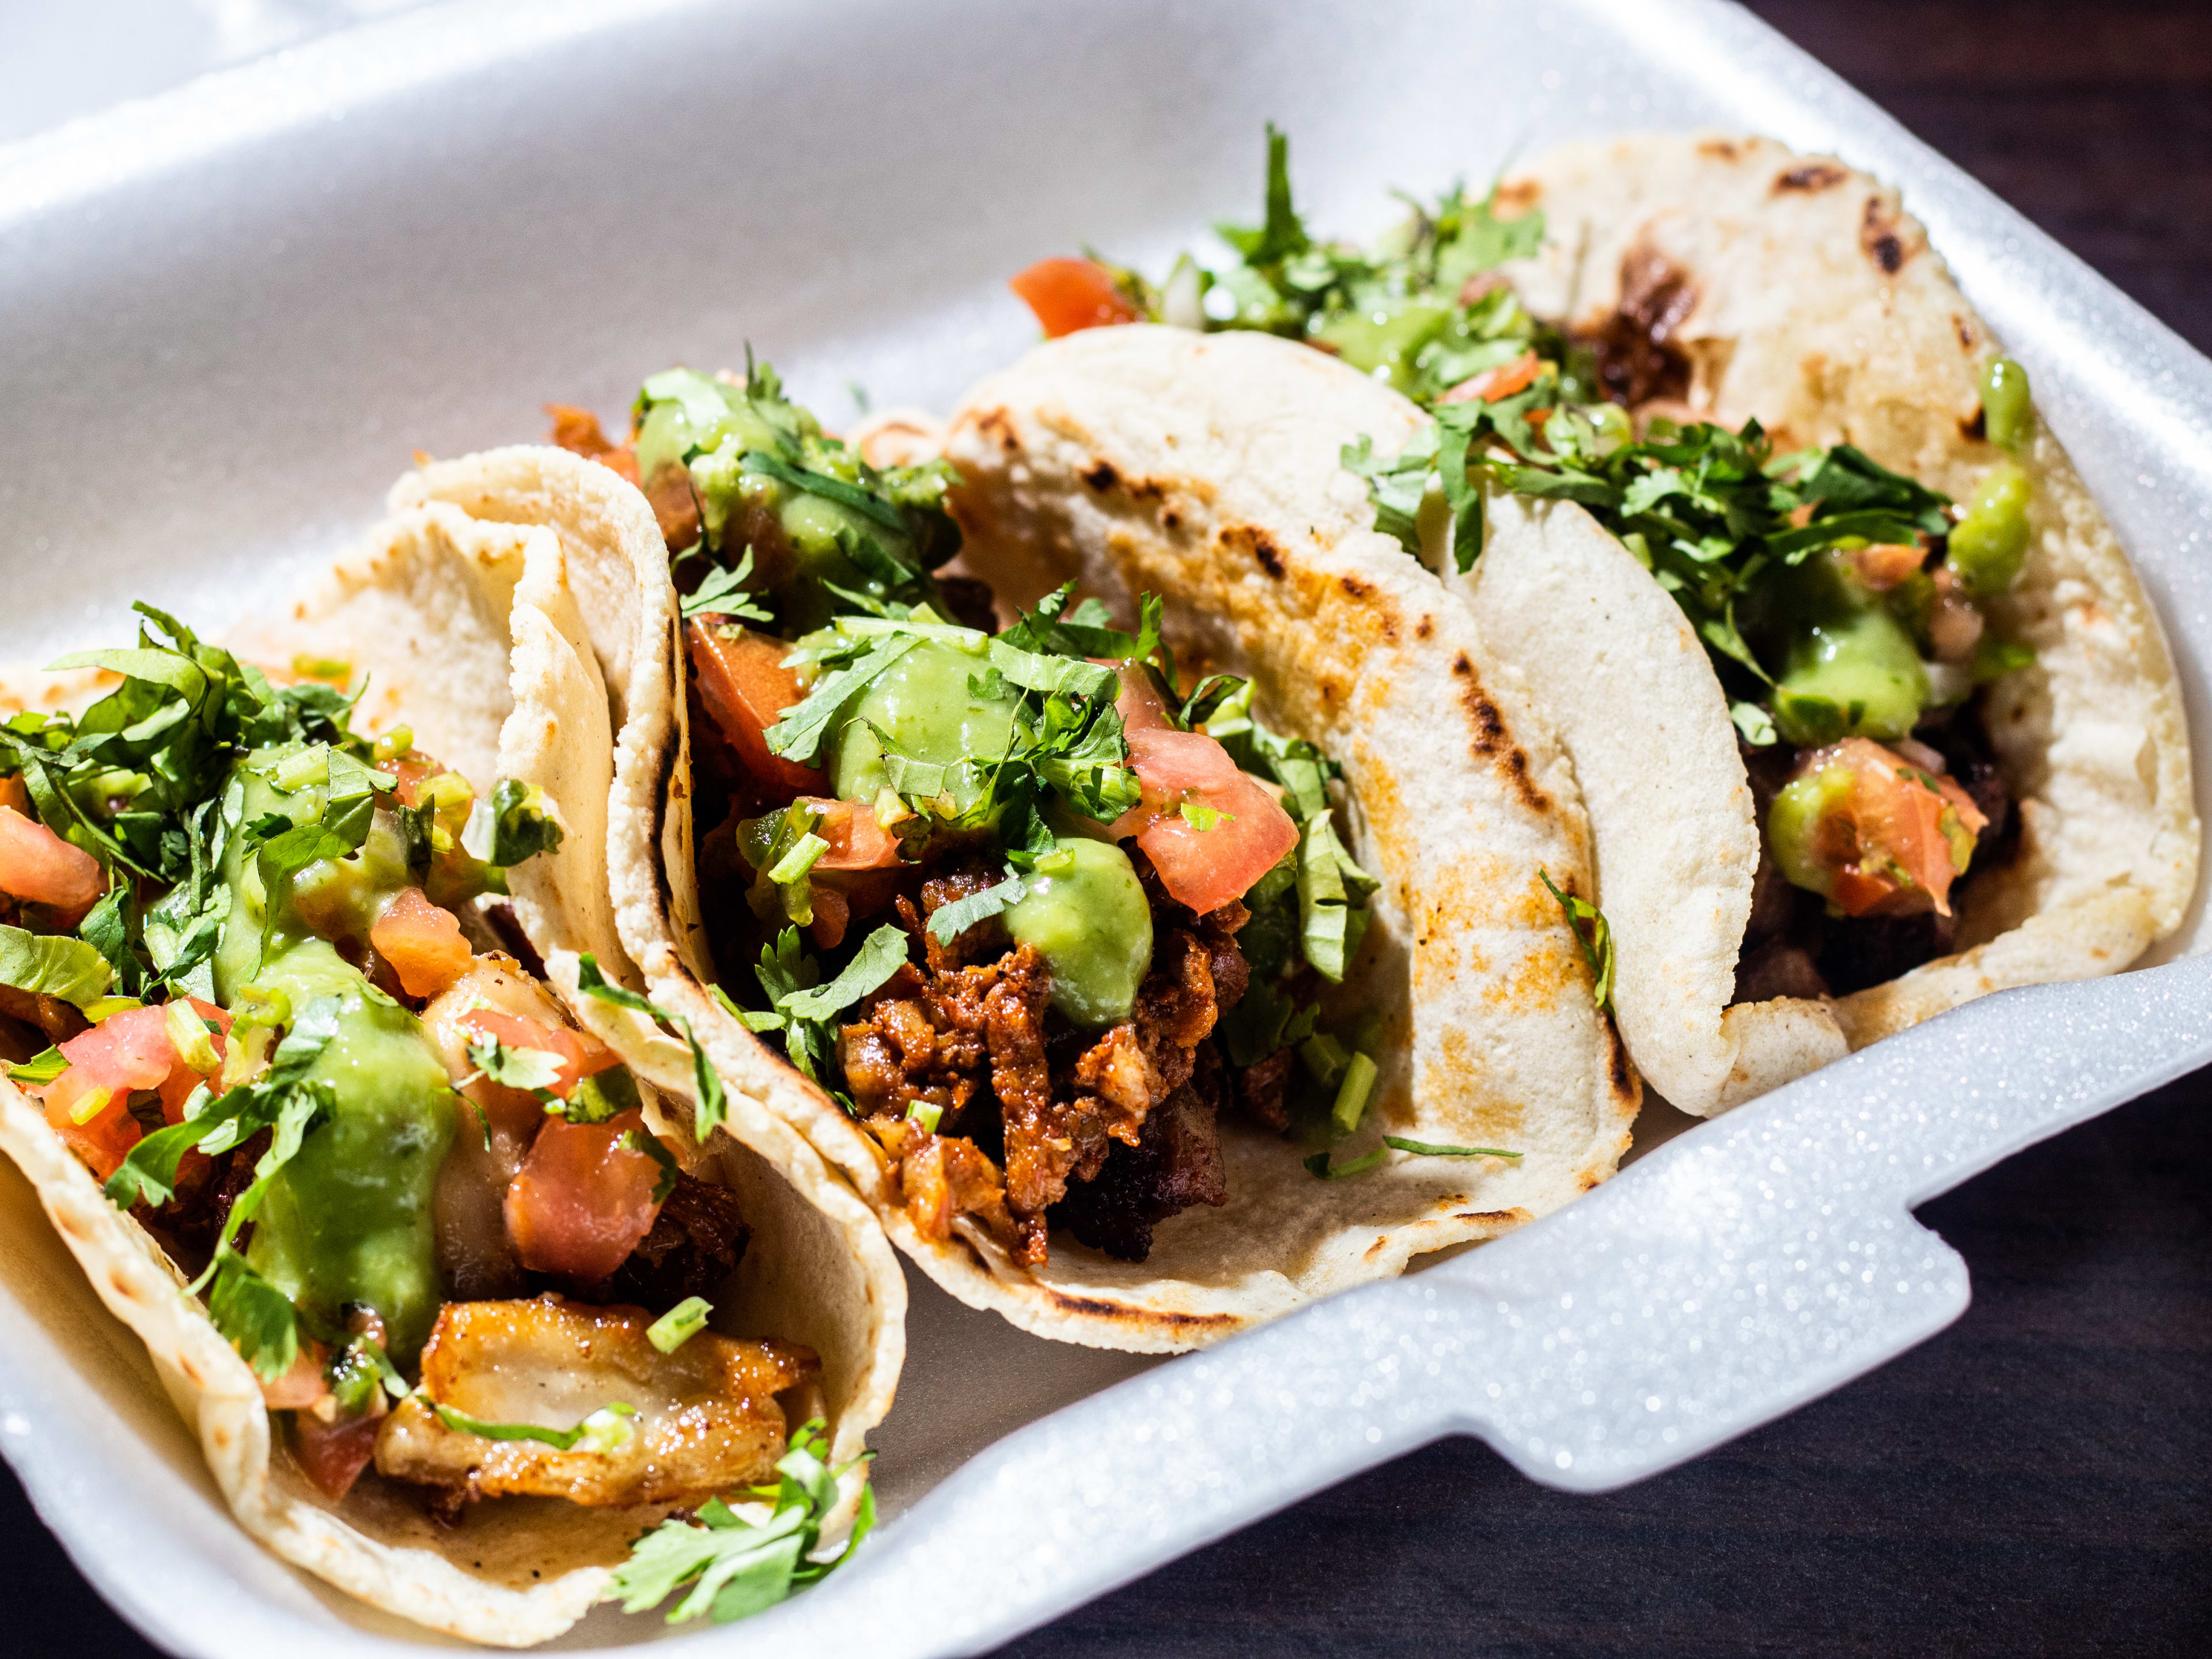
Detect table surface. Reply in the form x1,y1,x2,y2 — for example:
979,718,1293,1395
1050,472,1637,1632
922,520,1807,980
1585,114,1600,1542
6,2,2209,1655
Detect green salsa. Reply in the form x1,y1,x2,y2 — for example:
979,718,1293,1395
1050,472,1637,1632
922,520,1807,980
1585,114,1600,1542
215,755,456,1362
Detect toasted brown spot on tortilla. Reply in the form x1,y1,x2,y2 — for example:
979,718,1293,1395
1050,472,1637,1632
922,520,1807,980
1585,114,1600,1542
1041,1288,1240,1330
1493,180,1541,214
1416,615,1434,639
1607,1021,1635,1100
1699,138,1742,161
1339,572,1372,600
1081,459,1119,491
1960,405,1988,442
1774,162,1847,194
1455,1210,1525,1225
976,408,1021,454
1954,314,1978,351
1577,1170,1603,1191
1220,522,1287,578
1448,653,1551,812
1860,197,1911,275
1160,507,1182,531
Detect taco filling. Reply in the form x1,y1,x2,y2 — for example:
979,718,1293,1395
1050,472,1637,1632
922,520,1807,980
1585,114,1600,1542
0,610,823,1529
554,362,1387,1267
1015,126,2034,1005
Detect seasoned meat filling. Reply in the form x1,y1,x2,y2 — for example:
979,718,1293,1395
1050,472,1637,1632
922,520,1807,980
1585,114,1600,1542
374,1296,816,1508
842,858,1248,1265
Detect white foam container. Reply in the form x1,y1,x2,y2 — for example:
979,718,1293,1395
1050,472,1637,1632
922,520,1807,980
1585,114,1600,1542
4,1,2210,1652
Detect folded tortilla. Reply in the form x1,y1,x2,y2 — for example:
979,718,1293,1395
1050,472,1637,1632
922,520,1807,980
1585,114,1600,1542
1448,134,2199,1115
577,323,1636,1354
0,454,906,1645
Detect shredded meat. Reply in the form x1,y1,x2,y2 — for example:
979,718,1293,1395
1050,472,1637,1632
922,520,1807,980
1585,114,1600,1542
0,985,88,1049
1580,241,1697,410
1053,1047,1228,1260
846,859,1248,1265
873,1115,1039,1264
934,575,1002,634
1232,1046,1295,1132
605,1170,751,1309
544,405,639,484
137,1128,264,1272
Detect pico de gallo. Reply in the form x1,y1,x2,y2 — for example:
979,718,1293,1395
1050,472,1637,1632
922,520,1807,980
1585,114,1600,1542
1008,126,2033,1001
551,358,1391,1264
0,605,857,1621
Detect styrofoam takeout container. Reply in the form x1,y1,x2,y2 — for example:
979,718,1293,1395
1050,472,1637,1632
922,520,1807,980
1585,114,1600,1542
3,0,2210,1652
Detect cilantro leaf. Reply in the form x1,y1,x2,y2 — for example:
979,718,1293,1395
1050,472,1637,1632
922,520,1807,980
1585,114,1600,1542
604,1418,870,1625
925,872,1027,945
680,548,774,624
1539,868,1615,1012
488,778,565,866
466,1035,566,1095
0,922,114,1009
778,925,910,1022
762,634,920,767
434,1400,639,1453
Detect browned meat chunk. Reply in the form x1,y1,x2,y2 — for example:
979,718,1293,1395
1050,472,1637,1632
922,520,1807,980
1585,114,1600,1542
1232,1046,1295,1132
1054,1055,1228,1261
374,1296,815,1508
873,1116,1041,1266
843,859,1248,1265
1732,938,1831,1003
544,404,640,484
607,1169,752,1309
934,575,1002,634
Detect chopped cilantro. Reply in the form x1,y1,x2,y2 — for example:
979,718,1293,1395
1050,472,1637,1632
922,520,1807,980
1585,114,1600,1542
604,1418,873,1625
646,1296,712,1354
488,778,565,866
1539,869,1615,1013
434,1400,639,1453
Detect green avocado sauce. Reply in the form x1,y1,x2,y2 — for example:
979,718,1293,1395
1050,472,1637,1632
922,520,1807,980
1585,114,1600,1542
1003,838,1152,1027
639,368,940,635
1766,551,1930,747
214,752,455,1362
829,640,1021,802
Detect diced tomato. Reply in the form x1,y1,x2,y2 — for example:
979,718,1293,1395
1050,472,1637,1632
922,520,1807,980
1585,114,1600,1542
385,752,449,807
1438,348,1543,406
370,887,474,999
687,621,828,798
504,1106,665,1281
457,1005,616,1101
258,1339,329,1410
1109,728,1300,915
1787,737,1989,918
806,798,905,871
293,1408,381,1502
1009,258,1144,339
1847,543,1926,590
0,775,26,813
1109,662,1175,733
0,806,103,926
39,1000,230,1180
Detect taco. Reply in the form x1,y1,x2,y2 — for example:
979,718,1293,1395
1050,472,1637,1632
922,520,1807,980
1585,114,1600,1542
0,457,903,1646
1014,128,2197,1116
544,354,1636,1353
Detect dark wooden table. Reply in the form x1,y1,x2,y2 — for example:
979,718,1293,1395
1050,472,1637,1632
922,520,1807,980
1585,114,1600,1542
8,3,2208,1654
